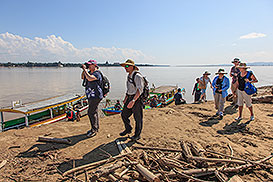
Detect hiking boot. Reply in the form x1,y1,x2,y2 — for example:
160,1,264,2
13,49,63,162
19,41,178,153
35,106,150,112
87,130,97,138
119,130,131,136
130,135,141,141
235,117,242,121
250,116,254,121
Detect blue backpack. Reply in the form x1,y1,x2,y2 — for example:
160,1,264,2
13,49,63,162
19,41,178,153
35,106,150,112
244,71,257,95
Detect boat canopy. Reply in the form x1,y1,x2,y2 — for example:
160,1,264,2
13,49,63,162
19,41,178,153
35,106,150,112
150,86,178,94
0,94,84,114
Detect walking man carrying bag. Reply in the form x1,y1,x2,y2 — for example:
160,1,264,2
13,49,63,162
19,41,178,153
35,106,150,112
119,59,145,141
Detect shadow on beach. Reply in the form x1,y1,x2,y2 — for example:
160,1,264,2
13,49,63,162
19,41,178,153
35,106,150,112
17,133,89,158
57,137,136,174
224,105,237,115
217,120,252,135
199,117,220,127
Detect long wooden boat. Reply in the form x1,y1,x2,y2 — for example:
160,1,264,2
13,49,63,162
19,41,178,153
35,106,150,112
102,85,182,116
149,85,180,108
102,106,122,116
0,94,88,132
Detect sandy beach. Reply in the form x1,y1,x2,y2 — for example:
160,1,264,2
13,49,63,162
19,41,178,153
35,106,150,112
0,86,272,181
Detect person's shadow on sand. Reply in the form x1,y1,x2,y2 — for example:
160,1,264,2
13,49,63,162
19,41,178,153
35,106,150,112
217,120,252,135
17,133,89,158
199,117,220,127
57,137,137,174
224,105,237,115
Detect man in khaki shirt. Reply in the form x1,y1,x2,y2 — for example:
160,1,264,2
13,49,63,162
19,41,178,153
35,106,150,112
119,59,144,141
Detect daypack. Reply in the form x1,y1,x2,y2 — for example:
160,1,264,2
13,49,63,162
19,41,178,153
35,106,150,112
244,71,257,95
98,71,110,97
131,72,149,101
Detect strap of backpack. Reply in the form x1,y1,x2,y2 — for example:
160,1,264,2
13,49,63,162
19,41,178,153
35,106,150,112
96,70,104,87
131,71,139,87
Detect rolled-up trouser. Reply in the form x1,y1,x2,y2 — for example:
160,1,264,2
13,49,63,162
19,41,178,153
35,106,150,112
214,93,225,114
194,91,201,102
88,98,102,132
121,95,143,137
231,82,238,104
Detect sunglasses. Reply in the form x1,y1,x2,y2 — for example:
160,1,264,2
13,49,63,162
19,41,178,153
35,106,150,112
125,65,131,68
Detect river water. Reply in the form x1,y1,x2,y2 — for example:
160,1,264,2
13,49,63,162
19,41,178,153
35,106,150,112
0,66,272,108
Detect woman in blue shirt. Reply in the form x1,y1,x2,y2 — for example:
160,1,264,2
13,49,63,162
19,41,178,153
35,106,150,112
212,69,230,119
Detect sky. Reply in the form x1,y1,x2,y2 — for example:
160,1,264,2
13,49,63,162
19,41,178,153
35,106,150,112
0,0,272,65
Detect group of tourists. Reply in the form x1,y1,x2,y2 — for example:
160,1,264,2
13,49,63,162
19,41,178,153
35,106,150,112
80,57,258,141
192,58,258,121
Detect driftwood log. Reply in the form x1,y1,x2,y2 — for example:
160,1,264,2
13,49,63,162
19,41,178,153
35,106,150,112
90,161,129,182
0,160,7,170
132,145,183,152
63,153,128,176
135,163,160,182
38,137,71,144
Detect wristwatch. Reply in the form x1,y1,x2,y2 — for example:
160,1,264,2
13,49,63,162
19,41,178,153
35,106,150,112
132,99,136,102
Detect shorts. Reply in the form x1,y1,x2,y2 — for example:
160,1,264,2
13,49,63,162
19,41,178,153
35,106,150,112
237,90,252,107
201,89,206,94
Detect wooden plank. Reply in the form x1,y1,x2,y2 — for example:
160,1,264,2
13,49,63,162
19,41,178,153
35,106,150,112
0,160,7,170
228,175,244,182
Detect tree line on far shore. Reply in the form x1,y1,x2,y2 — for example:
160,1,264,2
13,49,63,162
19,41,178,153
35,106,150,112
0,61,158,68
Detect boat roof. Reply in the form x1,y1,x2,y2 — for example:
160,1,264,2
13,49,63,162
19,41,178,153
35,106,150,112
0,93,84,114
150,85,178,94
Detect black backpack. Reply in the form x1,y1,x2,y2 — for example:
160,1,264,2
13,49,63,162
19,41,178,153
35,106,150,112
131,72,149,101
98,71,110,97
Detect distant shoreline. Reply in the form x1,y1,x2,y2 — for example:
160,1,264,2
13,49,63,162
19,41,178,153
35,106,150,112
0,61,272,68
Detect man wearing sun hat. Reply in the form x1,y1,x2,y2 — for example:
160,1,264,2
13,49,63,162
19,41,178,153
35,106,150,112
212,68,230,119
81,59,103,137
230,58,241,107
119,59,145,141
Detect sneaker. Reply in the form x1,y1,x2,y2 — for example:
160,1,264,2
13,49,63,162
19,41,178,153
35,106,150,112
130,135,141,141
250,116,254,121
119,130,131,136
235,117,242,121
234,105,239,109
87,130,97,138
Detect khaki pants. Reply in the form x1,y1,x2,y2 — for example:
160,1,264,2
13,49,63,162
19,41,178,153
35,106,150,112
214,93,225,114
231,82,238,104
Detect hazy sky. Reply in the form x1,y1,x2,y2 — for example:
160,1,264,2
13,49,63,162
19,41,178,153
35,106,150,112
0,0,272,65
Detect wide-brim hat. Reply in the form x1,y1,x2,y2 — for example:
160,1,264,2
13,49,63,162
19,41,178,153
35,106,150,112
215,68,227,75
203,71,211,75
232,58,240,63
86,59,99,68
237,63,250,69
120,59,139,70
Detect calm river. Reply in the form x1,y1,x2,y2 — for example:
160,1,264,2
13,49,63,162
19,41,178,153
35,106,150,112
0,66,272,108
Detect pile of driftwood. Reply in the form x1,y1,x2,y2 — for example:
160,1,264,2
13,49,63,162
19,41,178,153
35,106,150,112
60,139,273,182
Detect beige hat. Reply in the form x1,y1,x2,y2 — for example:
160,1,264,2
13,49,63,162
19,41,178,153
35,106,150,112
215,68,227,75
237,63,250,69
120,59,139,71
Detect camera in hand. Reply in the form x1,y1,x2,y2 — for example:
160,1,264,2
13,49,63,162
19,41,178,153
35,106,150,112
80,62,89,69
